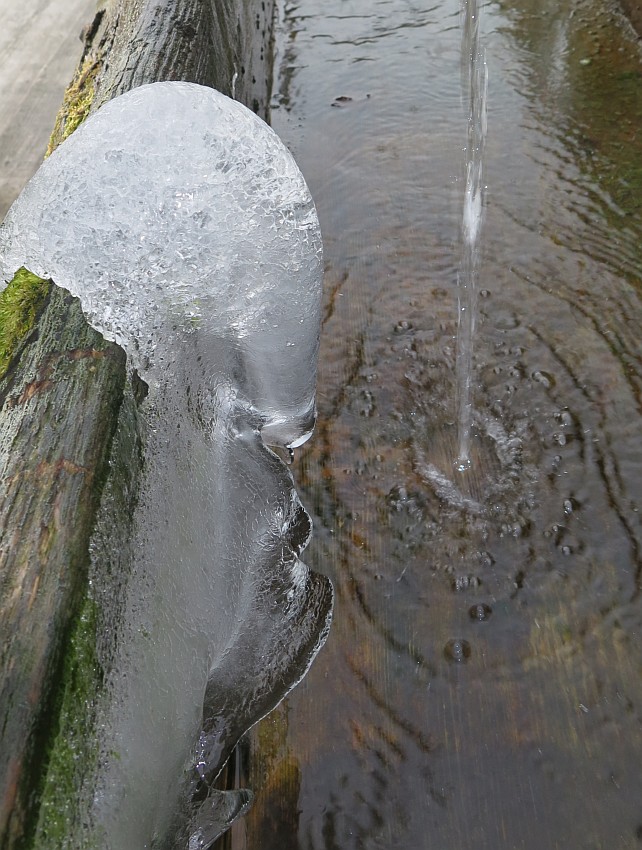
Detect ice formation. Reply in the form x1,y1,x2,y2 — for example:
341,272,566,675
0,81,323,447
0,82,332,849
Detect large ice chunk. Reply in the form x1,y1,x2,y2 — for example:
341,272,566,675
0,82,332,849
0,81,323,446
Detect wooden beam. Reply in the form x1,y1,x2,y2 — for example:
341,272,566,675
0,1,274,845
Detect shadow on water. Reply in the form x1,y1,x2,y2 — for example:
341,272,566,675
223,0,642,848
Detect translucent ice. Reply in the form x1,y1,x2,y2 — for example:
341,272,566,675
0,82,332,849
0,81,323,447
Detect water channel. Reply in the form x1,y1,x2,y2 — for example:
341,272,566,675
219,0,642,848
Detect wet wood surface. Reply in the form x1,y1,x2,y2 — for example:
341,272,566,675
0,285,126,847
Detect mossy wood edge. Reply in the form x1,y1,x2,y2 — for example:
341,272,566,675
0,1,275,847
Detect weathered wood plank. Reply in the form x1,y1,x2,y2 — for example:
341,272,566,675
0,0,275,845
48,0,274,156
0,279,126,848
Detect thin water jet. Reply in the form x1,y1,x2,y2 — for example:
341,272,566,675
456,0,488,471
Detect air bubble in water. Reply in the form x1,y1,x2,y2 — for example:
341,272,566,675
469,603,492,621
444,639,472,663
532,370,556,389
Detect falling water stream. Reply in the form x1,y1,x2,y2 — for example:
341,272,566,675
456,0,488,470
220,1,642,848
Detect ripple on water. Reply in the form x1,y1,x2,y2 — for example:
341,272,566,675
444,638,472,663
244,0,642,846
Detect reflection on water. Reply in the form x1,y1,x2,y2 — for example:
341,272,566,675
225,1,642,848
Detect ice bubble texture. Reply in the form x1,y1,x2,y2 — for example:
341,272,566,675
0,81,323,446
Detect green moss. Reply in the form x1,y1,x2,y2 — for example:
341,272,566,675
46,57,99,158
0,267,51,379
32,596,102,849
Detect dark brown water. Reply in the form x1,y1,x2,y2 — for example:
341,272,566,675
223,1,642,848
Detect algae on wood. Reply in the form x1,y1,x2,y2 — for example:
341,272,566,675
0,269,51,379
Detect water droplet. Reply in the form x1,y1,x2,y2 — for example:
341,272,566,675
477,550,494,568
444,639,471,663
455,456,471,473
388,484,409,510
452,574,477,592
469,603,492,621
532,369,555,388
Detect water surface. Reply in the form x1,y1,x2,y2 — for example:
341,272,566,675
224,1,642,848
